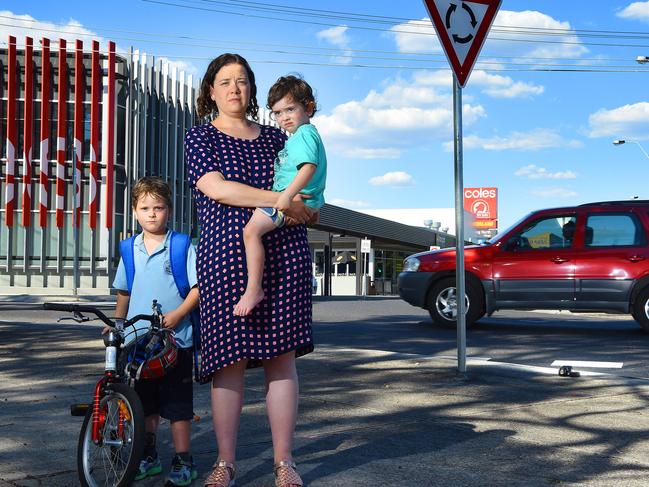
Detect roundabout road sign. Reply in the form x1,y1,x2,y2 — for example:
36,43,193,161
422,0,501,87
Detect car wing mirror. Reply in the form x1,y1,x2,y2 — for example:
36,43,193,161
505,236,522,252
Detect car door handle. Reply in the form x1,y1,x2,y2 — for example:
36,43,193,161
627,255,646,262
551,257,570,264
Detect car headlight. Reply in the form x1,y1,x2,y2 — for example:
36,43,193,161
403,257,420,272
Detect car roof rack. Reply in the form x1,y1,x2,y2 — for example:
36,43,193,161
579,200,649,207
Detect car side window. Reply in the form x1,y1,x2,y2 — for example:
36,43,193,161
585,213,646,247
509,215,577,251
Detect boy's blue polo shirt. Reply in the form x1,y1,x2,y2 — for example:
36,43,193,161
113,231,197,348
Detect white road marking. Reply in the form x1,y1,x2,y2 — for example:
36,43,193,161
550,360,623,369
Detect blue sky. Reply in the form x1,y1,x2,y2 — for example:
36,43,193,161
3,1,649,230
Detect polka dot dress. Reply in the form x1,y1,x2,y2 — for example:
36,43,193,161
185,123,314,383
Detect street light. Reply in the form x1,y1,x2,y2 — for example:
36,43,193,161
613,139,649,160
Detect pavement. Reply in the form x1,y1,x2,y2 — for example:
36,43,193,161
2,297,649,486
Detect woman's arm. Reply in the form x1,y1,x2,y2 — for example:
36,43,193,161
196,171,280,208
196,170,314,222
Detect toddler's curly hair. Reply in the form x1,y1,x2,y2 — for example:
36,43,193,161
267,75,318,116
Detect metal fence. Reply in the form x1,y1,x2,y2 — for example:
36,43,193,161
0,36,199,294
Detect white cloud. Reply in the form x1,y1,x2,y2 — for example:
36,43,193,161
369,171,414,186
587,102,649,139
412,70,543,99
532,187,578,198
445,129,583,151
617,2,649,22
469,71,544,98
329,198,371,208
316,25,352,65
515,164,577,180
317,25,350,47
313,74,486,157
390,19,440,53
0,11,198,75
391,10,588,59
492,10,588,59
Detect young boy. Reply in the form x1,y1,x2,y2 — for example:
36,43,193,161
112,176,199,486
234,74,327,317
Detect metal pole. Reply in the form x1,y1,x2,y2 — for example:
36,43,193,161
453,76,466,373
73,168,79,297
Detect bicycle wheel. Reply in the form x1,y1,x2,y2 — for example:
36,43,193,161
77,383,145,487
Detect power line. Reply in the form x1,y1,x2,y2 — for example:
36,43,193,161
156,0,649,41
4,22,649,72
3,13,649,62
142,0,649,50
2,37,647,73
2,7,649,73
187,0,649,40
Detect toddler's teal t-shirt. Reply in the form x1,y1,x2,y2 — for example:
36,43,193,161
272,123,327,209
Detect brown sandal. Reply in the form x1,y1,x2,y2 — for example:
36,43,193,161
274,460,303,487
204,460,236,487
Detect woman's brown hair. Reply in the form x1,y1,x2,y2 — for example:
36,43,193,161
196,53,259,120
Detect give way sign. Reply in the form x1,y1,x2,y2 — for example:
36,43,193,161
422,0,501,87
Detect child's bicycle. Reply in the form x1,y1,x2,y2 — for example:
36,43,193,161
44,299,176,487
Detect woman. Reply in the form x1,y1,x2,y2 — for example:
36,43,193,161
185,53,314,487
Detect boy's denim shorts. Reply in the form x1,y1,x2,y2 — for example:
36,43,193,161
135,347,193,421
259,207,286,228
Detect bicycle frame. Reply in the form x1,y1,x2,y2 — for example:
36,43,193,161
44,301,164,444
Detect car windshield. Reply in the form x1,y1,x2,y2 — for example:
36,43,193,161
487,213,533,244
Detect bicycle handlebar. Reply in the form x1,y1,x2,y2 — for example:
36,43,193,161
43,303,157,329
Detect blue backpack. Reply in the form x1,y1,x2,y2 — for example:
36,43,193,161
119,231,201,381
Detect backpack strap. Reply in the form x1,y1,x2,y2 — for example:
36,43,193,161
169,231,192,298
168,231,202,382
119,236,137,294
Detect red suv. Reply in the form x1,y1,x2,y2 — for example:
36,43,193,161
398,200,649,331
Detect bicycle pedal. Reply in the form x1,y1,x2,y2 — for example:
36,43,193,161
70,403,90,416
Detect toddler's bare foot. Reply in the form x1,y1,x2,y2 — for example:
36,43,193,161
234,288,265,316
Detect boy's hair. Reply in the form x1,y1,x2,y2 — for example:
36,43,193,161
131,176,173,209
267,75,318,116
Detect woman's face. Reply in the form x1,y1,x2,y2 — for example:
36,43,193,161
209,63,251,117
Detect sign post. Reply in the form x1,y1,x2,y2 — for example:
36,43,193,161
422,0,501,372
361,238,371,295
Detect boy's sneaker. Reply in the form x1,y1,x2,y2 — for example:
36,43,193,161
165,454,198,486
134,455,162,481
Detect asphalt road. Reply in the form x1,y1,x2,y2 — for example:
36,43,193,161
311,297,649,380
3,297,649,486
3,297,648,379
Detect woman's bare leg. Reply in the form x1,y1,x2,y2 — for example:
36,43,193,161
263,351,299,463
210,359,247,463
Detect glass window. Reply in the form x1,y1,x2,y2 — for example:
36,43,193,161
586,213,645,247
515,215,577,250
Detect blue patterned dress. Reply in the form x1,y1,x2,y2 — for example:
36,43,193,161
185,123,314,382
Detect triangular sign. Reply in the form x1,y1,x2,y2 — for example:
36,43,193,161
422,0,501,87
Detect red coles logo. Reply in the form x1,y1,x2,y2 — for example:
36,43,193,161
463,187,498,226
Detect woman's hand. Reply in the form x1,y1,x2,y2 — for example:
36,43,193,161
284,194,314,225
275,191,292,212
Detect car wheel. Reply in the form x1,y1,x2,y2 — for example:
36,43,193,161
632,287,649,333
427,277,485,327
